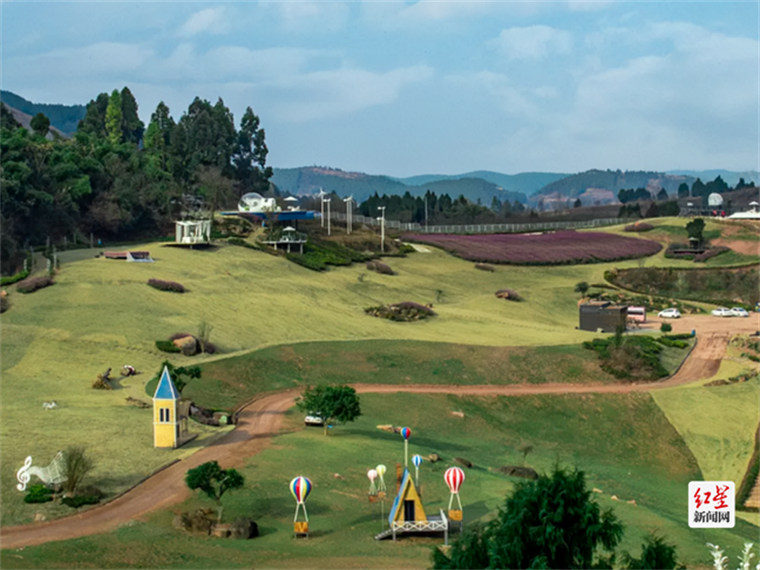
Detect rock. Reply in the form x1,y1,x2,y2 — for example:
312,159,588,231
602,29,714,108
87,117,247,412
454,457,473,469
212,524,231,538
172,513,190,530
497,466,539,480
33,513,47,523
230,517,259,539
186,509,214,534
426,453,441,463
450,411,465,418
610,495,619,501
592,488,603,494
627,499,637,506
333,473,345,480
376,425,395,433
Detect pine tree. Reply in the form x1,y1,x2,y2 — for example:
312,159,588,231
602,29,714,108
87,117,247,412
105,89,123,145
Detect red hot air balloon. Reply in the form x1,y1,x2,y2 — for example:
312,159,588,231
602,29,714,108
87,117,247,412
445,467,465,493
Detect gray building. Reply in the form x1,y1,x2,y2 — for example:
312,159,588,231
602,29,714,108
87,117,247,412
579,302,628,333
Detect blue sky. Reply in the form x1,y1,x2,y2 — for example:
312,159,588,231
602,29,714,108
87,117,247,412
1,1,758,177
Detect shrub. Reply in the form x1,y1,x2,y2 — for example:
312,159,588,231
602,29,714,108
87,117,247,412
656,337,689,349
660,323,672,333
693,246,729,262
62,495,101,508
365,302,436,322
623,222,654,232
495,289,522,301
155,340,181,353
475,263,496,272
0,295,8,314
91,375,112,390
147,278,185,293
62,446,93,495
583,335,668,381
1,269,29,286
24,484,53,504
16,275,54,294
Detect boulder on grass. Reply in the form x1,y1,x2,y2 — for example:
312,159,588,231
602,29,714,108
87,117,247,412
230,517,259,539
454,457,473,469
497,466,539,480
212,524,231,538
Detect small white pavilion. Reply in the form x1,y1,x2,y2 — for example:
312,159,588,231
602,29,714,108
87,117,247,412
175,220,211,245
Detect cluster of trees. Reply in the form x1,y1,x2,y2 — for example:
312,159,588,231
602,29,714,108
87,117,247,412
618,175,754,208
433,466,680,570
0,87,273,274
356,191,528,225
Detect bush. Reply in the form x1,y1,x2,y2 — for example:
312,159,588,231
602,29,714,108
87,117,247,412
62,494,101,508
62,446,93,495
1,269,29,286
147,278,185,293
495,289,522,301
583,335,668,381
16,275,54,293
367,261,395,275
365,302,436,322
155,340,181,353
0,295,8,314
475,263,496,272
660,323,672,333
623,222,654,232
656,337,689,349
24,484,53,504
694,246,729,262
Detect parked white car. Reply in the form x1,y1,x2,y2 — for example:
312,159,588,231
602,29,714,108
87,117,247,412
658,308,681,318
730,307,749,318
711,307,733,317
304,414,325,426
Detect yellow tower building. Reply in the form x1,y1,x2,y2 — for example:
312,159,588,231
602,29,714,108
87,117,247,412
153,366,180,448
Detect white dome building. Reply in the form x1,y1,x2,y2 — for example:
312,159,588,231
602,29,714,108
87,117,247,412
707,193,724,208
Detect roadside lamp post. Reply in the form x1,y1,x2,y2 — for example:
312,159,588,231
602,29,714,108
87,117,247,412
344,195,353,234
378,206,386,253
326,199,331,236
318,188,326,228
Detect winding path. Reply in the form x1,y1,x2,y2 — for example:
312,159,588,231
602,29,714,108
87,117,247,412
1,316,757,550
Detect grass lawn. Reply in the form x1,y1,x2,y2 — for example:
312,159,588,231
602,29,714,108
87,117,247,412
2,391,757,569
169,340,621,412
0,238,647,524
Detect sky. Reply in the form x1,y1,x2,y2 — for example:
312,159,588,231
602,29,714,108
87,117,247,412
1,1,759,178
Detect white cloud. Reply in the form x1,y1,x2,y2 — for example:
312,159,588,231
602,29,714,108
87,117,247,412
267,65,434,122
567,0,615,12
262,2,350,32
178,7,227,37
490,26,572,60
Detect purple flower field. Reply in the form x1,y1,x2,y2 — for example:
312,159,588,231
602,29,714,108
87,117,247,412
404,230,662,265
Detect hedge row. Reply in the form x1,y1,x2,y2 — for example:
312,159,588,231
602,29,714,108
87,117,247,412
1,270,30,286
147,279,185,293
365,302,436,322
17,275,55,294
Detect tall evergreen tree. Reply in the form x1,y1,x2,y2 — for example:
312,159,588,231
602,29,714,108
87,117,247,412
120,86,144,144
233,107,273,195
78,92,110,137
30,113,50,137
105,89,123,145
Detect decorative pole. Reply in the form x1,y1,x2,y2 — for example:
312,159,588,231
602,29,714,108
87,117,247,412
400,427,411,467
378,206,386,253
376,464,387,531
412,454,423,488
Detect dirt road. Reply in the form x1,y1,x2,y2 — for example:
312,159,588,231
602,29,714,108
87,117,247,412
2,315,757,550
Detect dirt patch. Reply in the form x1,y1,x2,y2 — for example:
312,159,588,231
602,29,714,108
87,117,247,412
711,238,759,256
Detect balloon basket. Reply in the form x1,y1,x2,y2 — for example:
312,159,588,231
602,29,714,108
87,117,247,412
294,521,309,538
448,509,462,521
369,494,378,503
378,491,386,500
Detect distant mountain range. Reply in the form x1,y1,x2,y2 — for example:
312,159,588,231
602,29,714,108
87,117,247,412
3,90,756,207
0,90,86,134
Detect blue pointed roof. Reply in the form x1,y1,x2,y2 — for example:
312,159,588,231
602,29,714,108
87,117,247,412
388,468,412,525
153,366,180,400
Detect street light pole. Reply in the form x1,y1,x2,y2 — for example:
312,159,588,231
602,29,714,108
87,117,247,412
344,195,353,234
319,188,326,228
326,199,331,236
378,206,386,253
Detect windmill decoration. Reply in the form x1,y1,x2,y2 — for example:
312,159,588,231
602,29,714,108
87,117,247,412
367,468,378,502
412,454,423,488
445,466,465,524
400,427,411,467
290,476,312,537
376,464,387,499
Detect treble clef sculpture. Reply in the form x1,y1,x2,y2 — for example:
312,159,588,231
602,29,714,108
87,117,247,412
16,452,68,492
16,456,33,491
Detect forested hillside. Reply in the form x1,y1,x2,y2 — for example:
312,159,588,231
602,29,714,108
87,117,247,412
0,90,86,135
536,169,695,201
0,88,273,274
